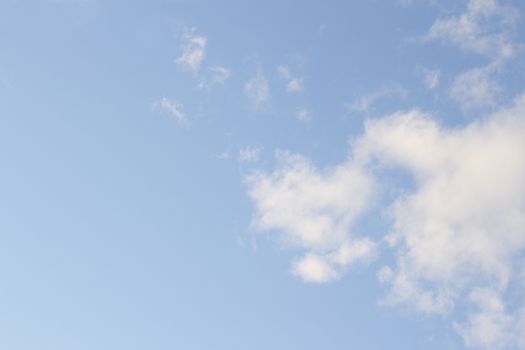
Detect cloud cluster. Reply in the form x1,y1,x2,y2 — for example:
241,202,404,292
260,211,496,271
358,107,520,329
425,0,519,111
277,65,304,93
176,27,231,90
246,94,525,347
426,0,517,60
163,28,231,126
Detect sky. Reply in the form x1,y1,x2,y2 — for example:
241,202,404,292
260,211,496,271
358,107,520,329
1,0,525,349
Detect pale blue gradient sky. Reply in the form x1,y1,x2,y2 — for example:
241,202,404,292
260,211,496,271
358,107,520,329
1,1,525,349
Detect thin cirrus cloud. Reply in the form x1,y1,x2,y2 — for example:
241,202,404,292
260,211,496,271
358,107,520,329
244,70,270,108
238,146,262,163
152,97,188,126
198,65,231,90
419,67,441,90
246,94,525,348
450,65,501,111
424,0,519,111
176,27,207,74
295,107,312,122
175,27,231,89
345,84,407,113
425,0,518,61
277,65,304,93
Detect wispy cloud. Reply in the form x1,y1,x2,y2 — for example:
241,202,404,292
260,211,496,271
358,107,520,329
152,97,188,126
295,107,312,122
198,65,231,90
425,0,518,61
176,28,207,74
278,65,304,93
345,85,407,113
175,27,232,90
421,0,520,112
419,67,441,90
418,0,519,111
211,151,231,160
244,70,270,108
450,65,501,111
238,146,262,163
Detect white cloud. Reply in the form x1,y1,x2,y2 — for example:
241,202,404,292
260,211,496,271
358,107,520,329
330,239,377,266
244,70,270,108
345,85,407,113
296,107,312,122
425,0,518,61
287,78,304,93
454,288,514,349
238,146,262,163
198,65,231,90
175,27,231,89
423,0,519,113
292,240,378,283
519,309,525,349
277,65,290,78
291,254,338,283
247,94,525,348
245,151,377,282
412,0,518,114
379,265,454,315
377,266,394,284
359,96,525,346
211,151,231,160
152,97,188,126
176,28,207,74
450,66,500,111
278,65,304,93
420,67,441,90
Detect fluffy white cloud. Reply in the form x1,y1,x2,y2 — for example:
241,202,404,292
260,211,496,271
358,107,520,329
356,96,525,310
246,151,377,282
291,239,377,283
176,28,207,74
244,70,270,108
247,94,525,348
291,254,338,283
152,97,188,126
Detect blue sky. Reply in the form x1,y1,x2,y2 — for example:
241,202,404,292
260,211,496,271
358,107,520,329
1,0,525,349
